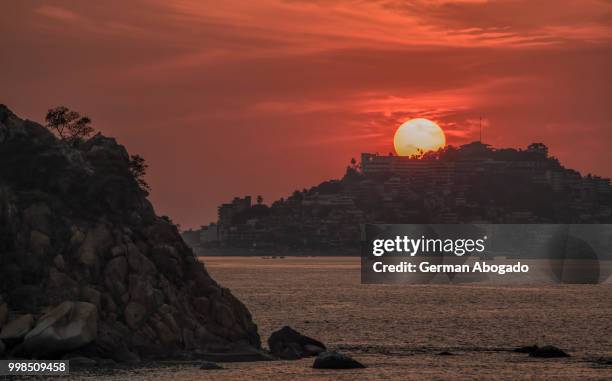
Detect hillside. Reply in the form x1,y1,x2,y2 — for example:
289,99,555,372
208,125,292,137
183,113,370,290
0,105,260,361
186,141,612,255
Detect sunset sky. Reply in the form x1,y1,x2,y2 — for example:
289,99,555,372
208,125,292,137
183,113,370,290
1,0,611,227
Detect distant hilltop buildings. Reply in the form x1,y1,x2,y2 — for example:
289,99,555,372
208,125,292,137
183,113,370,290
360,141,609,194
182,141,612,253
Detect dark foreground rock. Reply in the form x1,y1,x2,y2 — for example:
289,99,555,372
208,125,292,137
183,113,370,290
312,351,365,369
0,105,261,361
268,326,326,359
0,314,34,344
200,361,223,370
67,356,97,367
518,345,570,358
195,347,275,362
594,357,612,365
514,345,538,353
24,301,97,357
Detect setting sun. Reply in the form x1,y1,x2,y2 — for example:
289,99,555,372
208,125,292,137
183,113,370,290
393,118,446,157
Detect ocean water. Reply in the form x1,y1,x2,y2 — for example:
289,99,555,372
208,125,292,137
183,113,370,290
67,256,611,380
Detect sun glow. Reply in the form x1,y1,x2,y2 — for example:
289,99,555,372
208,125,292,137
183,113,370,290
393,118,446,157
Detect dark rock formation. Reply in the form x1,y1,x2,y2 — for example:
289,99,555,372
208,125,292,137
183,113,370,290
67,356,97,367
513,345,539,353
312,351,365,369
200,361,223,370
268,326,326,359
0,314,34,344
23,301,97,357
594,357,612,365
0,105,261,361
522,345,570,358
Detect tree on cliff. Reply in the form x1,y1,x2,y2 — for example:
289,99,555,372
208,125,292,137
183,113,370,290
45,106,94,144
45,106,150,192
128,154,150,191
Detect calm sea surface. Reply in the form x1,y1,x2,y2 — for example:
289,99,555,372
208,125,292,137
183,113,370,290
68,256,611,380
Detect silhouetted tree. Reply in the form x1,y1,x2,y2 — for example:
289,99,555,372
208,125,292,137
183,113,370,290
344,165,362,181
45,106,94,144
256,195,263,205
348,157,361,172
410,148,425,159
527,142,548,157
291,190,302,200
128,154,150,191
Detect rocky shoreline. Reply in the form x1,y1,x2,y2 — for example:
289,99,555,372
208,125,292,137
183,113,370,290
0,105,260,362
1,105,608,376
0,105,365,370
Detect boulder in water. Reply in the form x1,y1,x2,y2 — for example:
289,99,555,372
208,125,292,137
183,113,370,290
528,345,570,358
514,345,538,353
594,357,612,365
312,351,365,369
268,326,326,359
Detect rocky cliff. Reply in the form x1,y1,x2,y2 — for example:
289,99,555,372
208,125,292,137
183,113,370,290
0,105,260,361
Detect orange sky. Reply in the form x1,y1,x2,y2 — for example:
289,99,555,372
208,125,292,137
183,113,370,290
1,0,612,228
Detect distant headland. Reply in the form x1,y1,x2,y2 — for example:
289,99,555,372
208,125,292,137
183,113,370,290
183,141,612,256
